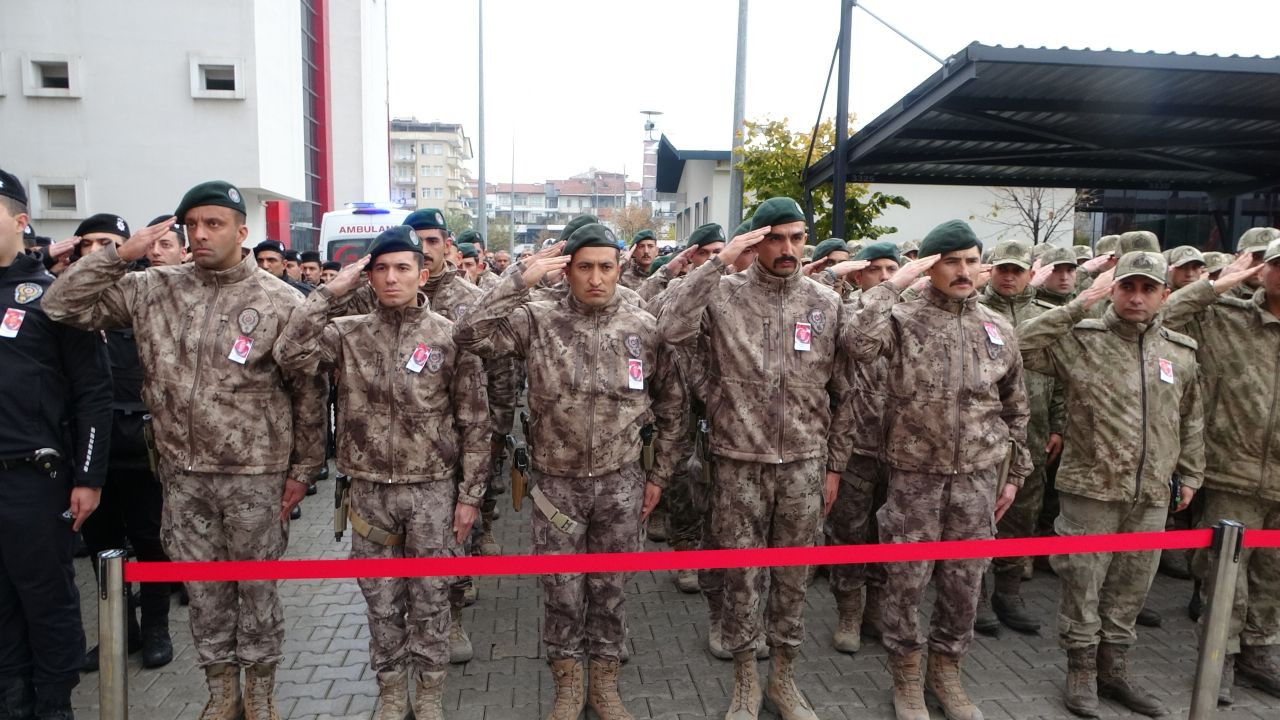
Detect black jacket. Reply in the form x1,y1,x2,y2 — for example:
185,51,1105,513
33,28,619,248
0,253,112,486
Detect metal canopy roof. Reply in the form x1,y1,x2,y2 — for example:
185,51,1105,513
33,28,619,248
655,134,731,194
804,43,1280,194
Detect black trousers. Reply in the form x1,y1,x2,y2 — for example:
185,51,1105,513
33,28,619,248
0,461,82,696
80,460,169,626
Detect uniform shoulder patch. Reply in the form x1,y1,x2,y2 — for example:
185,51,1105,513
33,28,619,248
1159,327,1199,351
1074,319,1108,331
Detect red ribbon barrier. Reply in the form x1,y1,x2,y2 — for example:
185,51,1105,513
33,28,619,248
124,528,1225,584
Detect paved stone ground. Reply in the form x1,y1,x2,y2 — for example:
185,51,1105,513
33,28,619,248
71,476,1280,720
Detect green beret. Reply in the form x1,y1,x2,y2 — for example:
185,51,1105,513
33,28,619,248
253,239,287,257
1096,234,1121,256
175,180,246,224
457,242,479,259
405,208,448,232
750,197,805,231
632,229,656,245
564,223,619,256
687,223,725,248
560,214,599,243
1114,251,1167,285
919,219,980,258
1119,230,1160,254
1239,227,1280,253
648,254,674,276
732,219,751,238
988,239,1032,269
855,241,900,264
368,225,422,260
456,229,482,246
811,238,850,263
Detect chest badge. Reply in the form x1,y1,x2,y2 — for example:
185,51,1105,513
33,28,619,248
406,343,429,373
1158,358,1175,384
1,308,27,338
806,308,826,335
624,333,643,358
454,303,469,319
237,308,260,335
14,283,43,305
426,347,445,373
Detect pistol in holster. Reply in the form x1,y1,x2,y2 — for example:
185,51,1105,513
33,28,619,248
141,414,159,475
334,474,351,542
507,434,530,512
640,423,655,472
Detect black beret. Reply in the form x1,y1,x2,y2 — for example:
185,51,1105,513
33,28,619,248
750,197,806,231
457,242,479,259
299,250,321,264
404,208,448,232
283,249,300,262
148,214,185,244
75,213,131,239
0,168,27,207
687,223,725,248
253,240,287,257
919,220,981,257
632,229,656,245
322,261,342,271
368,225,422,260
855,241,901,264
811,238,850,263
457,229,482,245
564,223,619,256
561,214,599,243
175,181,246,224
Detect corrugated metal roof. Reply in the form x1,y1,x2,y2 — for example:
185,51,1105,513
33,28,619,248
804,43,1280,192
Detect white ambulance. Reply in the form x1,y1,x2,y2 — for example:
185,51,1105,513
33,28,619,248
318,204,411,265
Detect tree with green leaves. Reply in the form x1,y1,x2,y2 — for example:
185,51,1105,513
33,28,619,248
736,116,909,241
443,209,472,235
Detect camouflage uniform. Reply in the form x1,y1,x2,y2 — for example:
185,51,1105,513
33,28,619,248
658,255,843,653
530,277,647,310
638,262,679,301
618,260,653,291
454,272,683,661
43,245,327,666
1162,280,1280,655
842,281,1031,658
1018,300,1204,650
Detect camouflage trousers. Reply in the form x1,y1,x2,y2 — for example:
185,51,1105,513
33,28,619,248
878,467,997,658
350,479,459,672
1051,492,1164,650
825,453,888,603
160,467,288,667
1194,489,1280,654
664,431,726,595
712,456,824,654
532,463,645,662
992,460,1047,580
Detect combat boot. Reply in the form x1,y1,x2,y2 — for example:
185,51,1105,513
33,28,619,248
764,646,817,720
1135,606,1162,627
672,541,699,594
707,591,731,660
926,652,983,720
974,573,1000,637
478,516,502,556
242,663,280,720
887,651,930,720
1220,654,1235,706
991,572,1039,635
0,677,34,720
373,668,409,720
1064,646,1099,718
1237,644,1280,698
862,585,885,641
587,657,633,720
646,509,668,542
449,604,474,664
725,650,762,720
1096,643,1166,716
198,663,242,720
547,659,584,720
410,667,445,720
832,593,864,654
1157,549,1191,579
1188,579,1203,621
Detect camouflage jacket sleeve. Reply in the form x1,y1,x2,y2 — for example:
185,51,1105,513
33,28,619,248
451,271,533,360
484,355,518,439
839,282,900,363
1176,361,1207,490
325,282,377,319
997,342,1033,486
825,355,856,473
1048,378,1066,435
647,344,687,489
637,262,674,301
42,243,144,330
452,348,492,506
1160,279,1218,341
657,255,725,347
1015,299,1088,378
275,286,344,374
273,297,329,480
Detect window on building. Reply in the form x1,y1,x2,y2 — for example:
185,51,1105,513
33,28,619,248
202,65,236,92
35,61,69,89
421,165,431,177
189,56,244,100
22,54,80,98
435,188,444,199
30,177,87,219
434,143,444,155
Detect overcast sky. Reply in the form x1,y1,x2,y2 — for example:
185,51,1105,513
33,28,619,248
387,0,1280,184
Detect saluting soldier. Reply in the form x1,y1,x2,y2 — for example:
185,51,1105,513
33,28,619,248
618,229,659,289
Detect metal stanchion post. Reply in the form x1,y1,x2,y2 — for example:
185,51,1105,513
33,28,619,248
1189,520,1244,719
98,549,129,720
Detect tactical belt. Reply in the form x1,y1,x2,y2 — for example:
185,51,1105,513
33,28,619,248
530,485,585,537
347,507,404,546
0,448,61,475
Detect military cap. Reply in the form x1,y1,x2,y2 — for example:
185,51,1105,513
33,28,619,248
148,214,185,243
1030,243,1054,263
253,239,286,257
1096,234,1121,256
1167,246,1205,268
560,214,599,243
919,220,981,258
1073,245,1094,262
750,197,805,231
175,180,246,224
322,260,342,272
1265,239,1280,264
1239,227,1280,254
900,239,920,256
855,241,900,264
299,250,321,264
457,242,479,259
811,238,849,263
564,223,619,256
648,253,674,276
1202,251,1231,274
1114,251,1167,285
540,237,560,251
731,219,752,239
367,225,422,260
988,239,1032,269
1042,246,1079,268
284,249,300,262
0,168,27,207
846,240,864,255
75,213,131,239
631,229,656,245
687,223,726,248
404,208,448,232
1119,230,1160,254
456,229,482,246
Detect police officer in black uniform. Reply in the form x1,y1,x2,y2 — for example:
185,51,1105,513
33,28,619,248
0,170,112,720
253,239,313,296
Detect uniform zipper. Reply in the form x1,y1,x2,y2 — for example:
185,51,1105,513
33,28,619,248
390,313,403,480
776,286,786,463
952,312,964,471
1260,334,1280,489
186,282,221,471
1134,334,1148,503
586,312,599,477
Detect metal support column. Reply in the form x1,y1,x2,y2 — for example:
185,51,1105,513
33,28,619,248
1189,519,1244,719
831,0,853,239
98,549,129,720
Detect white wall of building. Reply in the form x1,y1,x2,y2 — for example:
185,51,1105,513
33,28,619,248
0,0,305,241
329,0,390,207
872,184,1077,248
671,158,731,242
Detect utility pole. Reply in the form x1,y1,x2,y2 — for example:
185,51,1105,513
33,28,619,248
509,137,516,252
727,0,748,229
476,0,487,237
831,0,852,239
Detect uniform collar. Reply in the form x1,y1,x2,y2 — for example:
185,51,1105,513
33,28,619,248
563,286,621,316
2,252,47,282
1252,289,1280,326
1035,286,1073,305
747,260,800,291
981,283,1034,310
193,251,258,285
925,282,979,315
375,292,429,322
423,263,458,295
1102,305,1155,342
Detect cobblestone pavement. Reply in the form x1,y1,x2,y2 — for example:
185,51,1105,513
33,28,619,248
71,475,1278,720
